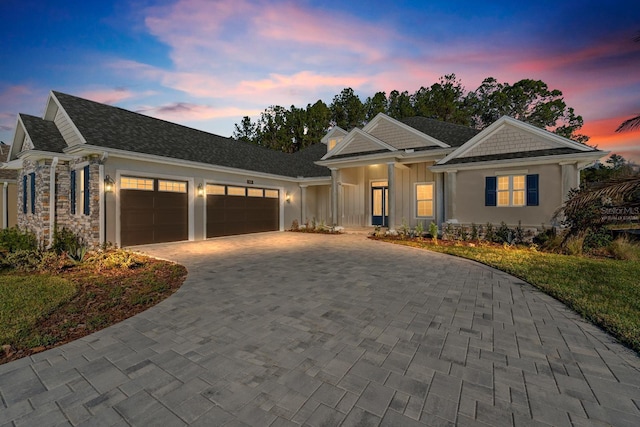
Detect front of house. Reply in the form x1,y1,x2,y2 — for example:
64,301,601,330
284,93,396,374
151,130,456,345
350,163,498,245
0,91,605,247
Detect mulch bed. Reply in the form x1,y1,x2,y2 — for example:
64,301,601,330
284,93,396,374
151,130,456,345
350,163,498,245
1,254,187,364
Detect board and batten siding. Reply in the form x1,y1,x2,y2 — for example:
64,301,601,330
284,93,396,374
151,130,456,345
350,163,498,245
54,108,82,146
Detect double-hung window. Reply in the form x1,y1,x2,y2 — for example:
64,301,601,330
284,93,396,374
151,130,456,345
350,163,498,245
415,182,435,217
486,174,538,207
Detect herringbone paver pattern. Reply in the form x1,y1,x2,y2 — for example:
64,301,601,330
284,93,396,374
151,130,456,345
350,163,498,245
1,233,639,426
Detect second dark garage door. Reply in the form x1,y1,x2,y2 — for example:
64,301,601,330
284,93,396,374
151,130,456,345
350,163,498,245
120,177,189,246
207,184,279,238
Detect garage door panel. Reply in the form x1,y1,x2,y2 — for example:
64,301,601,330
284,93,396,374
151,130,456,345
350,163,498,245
206,189,279,238
120,179,188,246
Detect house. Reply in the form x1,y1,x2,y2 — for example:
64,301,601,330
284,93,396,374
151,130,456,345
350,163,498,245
1,91,605,247
0,143,18,229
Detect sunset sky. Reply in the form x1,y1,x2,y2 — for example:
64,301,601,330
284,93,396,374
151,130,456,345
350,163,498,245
1,0,639,163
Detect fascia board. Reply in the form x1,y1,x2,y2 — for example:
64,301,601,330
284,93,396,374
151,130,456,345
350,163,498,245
430,150,608,172
67,144,322,183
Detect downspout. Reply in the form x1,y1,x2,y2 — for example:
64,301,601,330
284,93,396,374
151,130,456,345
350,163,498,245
48,157,59,248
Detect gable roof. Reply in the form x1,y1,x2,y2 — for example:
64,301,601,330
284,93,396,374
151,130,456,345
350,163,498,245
320,126,347,144
436,116,598,166
51,91,328,178
0,144,18,180
322,128,396,160
19,113,68,153
364,114,450,149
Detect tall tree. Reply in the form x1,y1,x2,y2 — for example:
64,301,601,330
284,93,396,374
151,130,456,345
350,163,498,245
304,100,331,147
364,91,388,122
387,90,414,120
413,74,469,125
330,88,365,130
233,116,257,143
616,31,640,132
256,105,290,152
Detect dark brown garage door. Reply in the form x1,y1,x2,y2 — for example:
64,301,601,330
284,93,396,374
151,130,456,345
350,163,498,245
120,177,188,246
206,184,279,238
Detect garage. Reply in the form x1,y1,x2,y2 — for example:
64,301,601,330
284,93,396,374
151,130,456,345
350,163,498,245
206,184,279,238
120,176,189,246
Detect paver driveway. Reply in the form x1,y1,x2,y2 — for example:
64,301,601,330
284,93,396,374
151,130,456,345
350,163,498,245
1,233,639,426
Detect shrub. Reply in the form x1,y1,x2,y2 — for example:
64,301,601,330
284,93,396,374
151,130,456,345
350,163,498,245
470,223,479,241
0,227,38,252
606,237,640,261
428,222,438,243
291,219,299,231
398,219,410,238
415,221,424,238
564,236,584,255
5,250,43,271
583,228,613,251
86,249,144,271
496,222,513,244
484,222,496,243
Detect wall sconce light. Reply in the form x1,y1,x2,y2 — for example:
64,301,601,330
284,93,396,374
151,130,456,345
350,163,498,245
285,193,291,203
104,175,115,193
197,183,205,197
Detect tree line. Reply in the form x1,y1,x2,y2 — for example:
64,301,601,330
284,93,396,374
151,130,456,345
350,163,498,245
233,74,589,153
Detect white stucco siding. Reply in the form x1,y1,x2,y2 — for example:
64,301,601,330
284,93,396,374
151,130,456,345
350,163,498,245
452,163,565,227
369,120,430,149
460,125,559,158
54,108,82,146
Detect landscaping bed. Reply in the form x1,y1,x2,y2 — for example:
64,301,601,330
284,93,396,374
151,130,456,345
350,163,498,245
0,249,187,364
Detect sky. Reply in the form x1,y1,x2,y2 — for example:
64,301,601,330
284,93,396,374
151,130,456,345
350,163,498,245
1,0,639,163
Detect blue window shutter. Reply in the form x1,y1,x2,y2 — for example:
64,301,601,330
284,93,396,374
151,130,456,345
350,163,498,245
83,165,90,215
70,170,76,215
22,175,28,214
526,174,539,206
485,176,497,206
29,173,36,214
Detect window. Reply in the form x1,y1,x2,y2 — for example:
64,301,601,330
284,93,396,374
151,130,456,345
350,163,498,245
227,186,246,196
247,188,263,197
486,174,538,207
328,138,337,151
415,183,434,217
158,180,187,193
30,173,36,214
371,180,388,187
121,177,154,190
71,166,91,215
206,184,225,195
264,189,279,198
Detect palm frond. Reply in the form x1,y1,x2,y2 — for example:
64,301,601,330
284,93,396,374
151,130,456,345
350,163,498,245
616,115,640,132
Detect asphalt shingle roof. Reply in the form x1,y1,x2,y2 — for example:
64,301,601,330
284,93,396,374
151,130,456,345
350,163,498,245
442,147,584,165
400,117,480,148
0,144,18,180
53,91,329,178
19,113,68,153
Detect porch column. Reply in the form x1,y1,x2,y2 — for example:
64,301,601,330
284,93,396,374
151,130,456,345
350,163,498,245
299,184,308,223
435,173,444,226
561,162,578,200
331,168,339,226
387,162,396,231
445,170,457,221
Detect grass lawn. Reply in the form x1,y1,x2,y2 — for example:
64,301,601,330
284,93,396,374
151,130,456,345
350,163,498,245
0,276,77,348
1,250,187,364
378,238,640,353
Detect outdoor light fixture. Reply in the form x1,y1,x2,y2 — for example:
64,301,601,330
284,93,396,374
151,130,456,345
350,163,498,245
104,175,114,193
285,193,291,203
197,183,205,197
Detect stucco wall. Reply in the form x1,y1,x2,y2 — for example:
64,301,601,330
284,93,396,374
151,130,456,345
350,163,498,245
451,163,566,227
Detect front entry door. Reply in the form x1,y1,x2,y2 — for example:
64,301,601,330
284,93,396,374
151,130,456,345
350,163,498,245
371,186,389,226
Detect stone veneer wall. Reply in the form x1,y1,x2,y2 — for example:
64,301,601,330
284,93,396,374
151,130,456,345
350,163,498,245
17,156,102,248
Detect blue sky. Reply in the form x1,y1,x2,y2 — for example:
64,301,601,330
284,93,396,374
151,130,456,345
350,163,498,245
1,0,639,161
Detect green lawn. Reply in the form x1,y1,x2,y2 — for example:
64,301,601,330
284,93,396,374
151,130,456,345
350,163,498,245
0,275,77,347
382,239,640,353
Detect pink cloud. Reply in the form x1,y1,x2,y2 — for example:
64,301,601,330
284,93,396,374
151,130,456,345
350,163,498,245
78,88,135,105
137,101,261,122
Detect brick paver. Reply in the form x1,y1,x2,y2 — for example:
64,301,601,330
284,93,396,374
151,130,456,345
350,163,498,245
1,232,639,426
